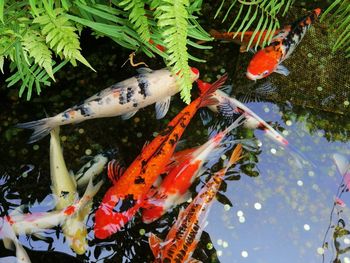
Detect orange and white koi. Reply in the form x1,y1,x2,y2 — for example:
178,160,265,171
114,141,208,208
246,8,321,80
16,67,200,143
141,115,245,224
197,79,288,146
94,75,228,239
149,144,242,263
4,178,102,236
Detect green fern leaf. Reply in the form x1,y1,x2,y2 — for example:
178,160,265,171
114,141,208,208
22,30,55,80
0,0,4,24
33,8,95,71
0,55,4,73
156,0,192,104
118,0,150,41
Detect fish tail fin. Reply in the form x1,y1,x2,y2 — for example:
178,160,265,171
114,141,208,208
199,74,228,108
227,144,243,169
16,118,54,143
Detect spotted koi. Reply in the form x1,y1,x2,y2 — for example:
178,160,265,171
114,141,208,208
16,67,200,143
246,8,321,80
93,75,228,239
149,144,242,263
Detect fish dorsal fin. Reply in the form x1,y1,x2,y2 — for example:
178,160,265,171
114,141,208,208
136,67,153,74
148,233,163,257
274,64,290,76
155,96,171,119
121,110,138,120
196,79,212,94
107,160,125,184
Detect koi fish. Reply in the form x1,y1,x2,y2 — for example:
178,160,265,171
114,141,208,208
50,128,107,254
141,115,245,223
197,79,288,146
50,127,76,210
74,153,109,189
4,178,102,236
246,8,321,80
0,217,31,263
94,74,228,239
149,144,242,263
16,67,200,143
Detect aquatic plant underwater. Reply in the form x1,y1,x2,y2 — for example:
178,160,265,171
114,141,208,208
0,0,350,263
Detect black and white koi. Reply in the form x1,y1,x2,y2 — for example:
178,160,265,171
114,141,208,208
17,67,200,143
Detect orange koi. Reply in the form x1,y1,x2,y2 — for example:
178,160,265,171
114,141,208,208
149,144,242,263
94,74,228,239
141,115,245,224
246,8,321,80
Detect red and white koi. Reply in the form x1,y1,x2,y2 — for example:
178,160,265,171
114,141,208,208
149,145,242,263
197,79,288,146
246,8,321,80
141,115,245,224
94,75,227,239
16,67,200,143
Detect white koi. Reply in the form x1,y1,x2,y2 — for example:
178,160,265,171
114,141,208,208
49,127,107,254
17,67,200,143
197,80,288,146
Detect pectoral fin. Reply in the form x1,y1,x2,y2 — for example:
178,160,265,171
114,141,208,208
148,233,163,257
107,160,125,184
155,96,171,119
121,110,138,120
275,64,290,76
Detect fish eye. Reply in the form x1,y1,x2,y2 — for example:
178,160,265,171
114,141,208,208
262,70,269,76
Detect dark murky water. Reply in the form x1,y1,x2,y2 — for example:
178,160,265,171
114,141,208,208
1,3,350,263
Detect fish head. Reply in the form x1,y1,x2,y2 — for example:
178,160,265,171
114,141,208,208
246,49,279,80
190,67,200,82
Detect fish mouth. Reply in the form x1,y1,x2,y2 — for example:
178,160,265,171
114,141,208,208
246,71,259,81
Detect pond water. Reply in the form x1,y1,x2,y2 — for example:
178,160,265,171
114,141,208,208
1,6,350,263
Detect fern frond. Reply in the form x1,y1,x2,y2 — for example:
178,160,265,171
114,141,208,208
215,0,294,50
22,30,54,80
118,0,151,41
0,0,4,24
156,0,192,104
33,8,94,70
321,0,350,57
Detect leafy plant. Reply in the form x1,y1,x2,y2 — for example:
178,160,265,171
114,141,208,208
0,0,211,103
214,0,295,50
321,0,350,57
